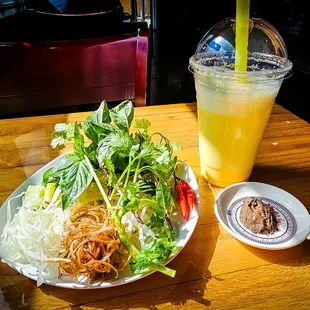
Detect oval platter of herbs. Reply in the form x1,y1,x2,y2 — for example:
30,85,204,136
0,101,200,289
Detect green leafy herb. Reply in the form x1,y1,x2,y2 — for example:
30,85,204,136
44,153,93,209
109,100,134,132
86,143,97,164
43,168,54,185
130,236,177,277
73,123,86,157
46,99,183,278
51,123,76,149
172,142,183,151
86,101,111,125
97,130,133,171
84,122,116,145
83,101,113,144
119,181,140,212
134,118,151,132
101,157,117,186
136,180,156,196
137,140,177,178
155,180,174,214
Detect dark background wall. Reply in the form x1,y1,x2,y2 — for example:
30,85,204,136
149,0,310,122
0,0,309,122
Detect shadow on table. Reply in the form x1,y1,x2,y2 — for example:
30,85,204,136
239,240,310,267
251,164,310,208
251,164,310,184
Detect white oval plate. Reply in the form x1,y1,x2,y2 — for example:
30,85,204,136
214,182,310,250
0,155,200,289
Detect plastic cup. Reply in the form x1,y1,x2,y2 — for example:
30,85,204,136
189,52,292,187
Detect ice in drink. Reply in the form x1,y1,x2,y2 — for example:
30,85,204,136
195,75,280,187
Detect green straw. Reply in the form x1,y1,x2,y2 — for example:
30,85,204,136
235,0,250,71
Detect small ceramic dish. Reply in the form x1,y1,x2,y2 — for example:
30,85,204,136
214,182,310,250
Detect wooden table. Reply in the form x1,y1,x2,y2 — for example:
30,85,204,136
0,103,309,309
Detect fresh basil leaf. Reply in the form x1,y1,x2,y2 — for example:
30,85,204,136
47,153,79,179
44,153,93,209
156,180,174,214
83,101,111,142
109,100,134,132
73,123,86,157
59,158,93,210
86,101,110,125
85,122,116,145
86,143,97,164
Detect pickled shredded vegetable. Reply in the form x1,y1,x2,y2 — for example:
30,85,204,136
59,202,130,283
1,187,68,286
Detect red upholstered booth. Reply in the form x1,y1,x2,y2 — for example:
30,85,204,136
0,29,149,116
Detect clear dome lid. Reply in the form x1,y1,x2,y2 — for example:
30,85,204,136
195,18,288,57
189,18,292,81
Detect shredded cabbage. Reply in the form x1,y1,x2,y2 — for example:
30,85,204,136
1,185,68,286
121,209,155,249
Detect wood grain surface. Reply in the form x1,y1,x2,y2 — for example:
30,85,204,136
0,103,309,310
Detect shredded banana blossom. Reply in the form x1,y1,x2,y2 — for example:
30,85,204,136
59,202,130,283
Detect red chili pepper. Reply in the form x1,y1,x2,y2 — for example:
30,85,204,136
180,180,196,210
175,184,190,221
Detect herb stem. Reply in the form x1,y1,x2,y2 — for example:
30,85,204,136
84,155,112,210
149,263,176,278
124,157,132,189
133,158,141,183
139,198,157,206
114,217,140,256
109,165,130,201
138,166,162,182
84,155,140,256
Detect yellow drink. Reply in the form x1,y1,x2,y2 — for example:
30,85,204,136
189,17,292,187
195,78,279,187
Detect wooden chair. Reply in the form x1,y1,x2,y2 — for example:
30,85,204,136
0,28,149,116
